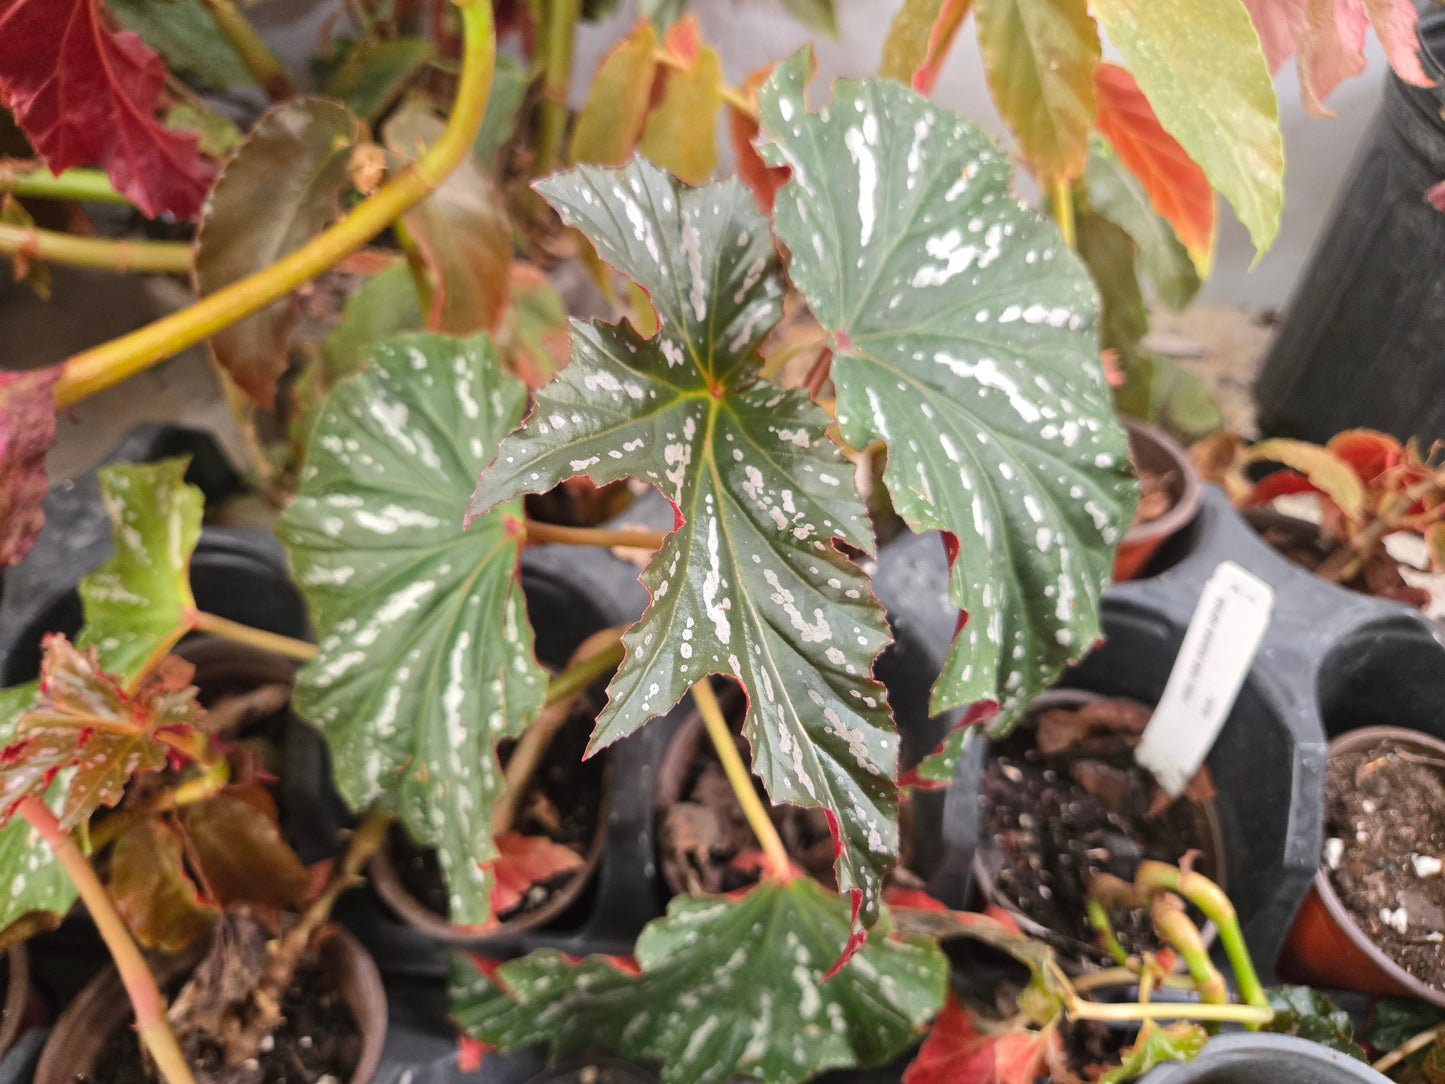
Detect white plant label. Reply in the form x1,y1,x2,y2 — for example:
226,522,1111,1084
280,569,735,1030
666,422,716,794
1136,561,1274,797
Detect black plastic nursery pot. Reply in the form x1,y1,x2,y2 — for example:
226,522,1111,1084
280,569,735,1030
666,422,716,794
1254,12,1445,447
1139,1033,1391,1083
1115,417,1203,583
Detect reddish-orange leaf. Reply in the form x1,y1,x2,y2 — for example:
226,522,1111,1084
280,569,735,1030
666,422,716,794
662,16,702,66
485,832,584,918
181,785,311,910
0,0,216,220
0,366,58,567
904,996,1060,1084
0,636,202,829
728,65,790,213
916,0,974,94
109,815,219,952
1325,428,1402,484
1093,63,1216,274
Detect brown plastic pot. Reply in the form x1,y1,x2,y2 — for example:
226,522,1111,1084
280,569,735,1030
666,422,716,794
972,689,1228,964
369,774,610,944
33,925,386,1084
1279,725,1445,1006
1114,417,1203,581
0,944,45,1055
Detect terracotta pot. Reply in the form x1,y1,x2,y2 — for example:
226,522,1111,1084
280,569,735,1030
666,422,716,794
369,774,610,944
1279,726,1445,1006
33,926,386,1084
1114,417,1203,581
0,944,45,1055
972,689,1228,964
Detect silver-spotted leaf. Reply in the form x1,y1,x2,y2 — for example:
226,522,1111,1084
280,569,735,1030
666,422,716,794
196,98,366,408
0,682,74,932
278,333,546,927
451,879,947,1084
756,51,1136,779
467,159,898,927
77,458,202,684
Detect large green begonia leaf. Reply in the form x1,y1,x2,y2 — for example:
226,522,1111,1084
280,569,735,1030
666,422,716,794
468,159,898,928
451,878,947,1084
756,51,1137,781
278,333,546,927
77,459,202,684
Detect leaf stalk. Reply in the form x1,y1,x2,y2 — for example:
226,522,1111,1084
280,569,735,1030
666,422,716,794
691,677,792,883
521,519,668,550
17,797,197,1084
0,223,193,274
1,166,131,205
51,0,497,409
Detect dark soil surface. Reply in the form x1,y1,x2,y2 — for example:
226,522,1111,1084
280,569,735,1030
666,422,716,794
978,698,1218,961
394,692,606,921
83,958,358,1084
1326,738,1445,990
1130,466,1178,529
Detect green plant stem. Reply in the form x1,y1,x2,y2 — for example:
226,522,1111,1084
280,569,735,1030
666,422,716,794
1086,898,1130,966
17,797,197,1084
1066,999,1275,1026
493,628,623,834
1052,178,1076,250
545,638,626,707
52,0,496,409
522,519,669,550
534,0,581,177
0,223,192,273
1149,895,1226,1007
1374,1020,1445,1074
392,219,437,321
2,166,131,205
192,611,318,661
691,677,792,882
198,0,295,99
1134,861,1268,1012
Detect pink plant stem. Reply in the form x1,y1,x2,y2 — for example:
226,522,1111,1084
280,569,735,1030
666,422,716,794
17,798,196,1084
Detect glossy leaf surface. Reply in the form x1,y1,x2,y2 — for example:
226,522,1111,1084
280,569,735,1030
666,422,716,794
196,98,366,408
1089,0,1283,255
0,0,217,219
452,879,947,1084
0,637,200,830
468,160,898,927
279,333,546,927
109,815,218,951
76,459,202,683
757,51,1135,779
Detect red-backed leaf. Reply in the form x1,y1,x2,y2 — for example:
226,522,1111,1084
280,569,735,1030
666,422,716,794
1286,0,1431,116
1240,468,1317,507
181,785,310,910
1093,63,1215,274
0,0,216,220
1326,428,1401,484
903,996,1060,1084
485,832,585,918
916,0,974,94
1243,437,1367,519
729,65,791,213
108,815,219,951
0,636,202,829
0,366,58,567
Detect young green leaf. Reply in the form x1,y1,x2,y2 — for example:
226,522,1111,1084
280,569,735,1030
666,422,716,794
195,98,367,408
1097,1021,1209,1083
1088,0,1283,256
1077,209,1148,354
451,879,948,1084
279,333,547,927
1084,141,1202,313
77,459,203,684
468,160,899,928
879,0,971,92
570,20,660,166
756,51,1136,776
0,366,59,568
326,38,433,124
974,0,1100,191
638,41,723,184
0,682,75,932
474,54,529,167
322,263,425,385
107,0,256,91
0,636,200,831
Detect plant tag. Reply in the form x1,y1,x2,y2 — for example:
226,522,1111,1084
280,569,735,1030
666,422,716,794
1135,561,1273,797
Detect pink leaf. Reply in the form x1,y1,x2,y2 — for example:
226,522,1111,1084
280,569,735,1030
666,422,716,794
1240,0,1311,72
0,0,217,219
485,832,584,918
1427,179,1445,212
0,366,58,567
